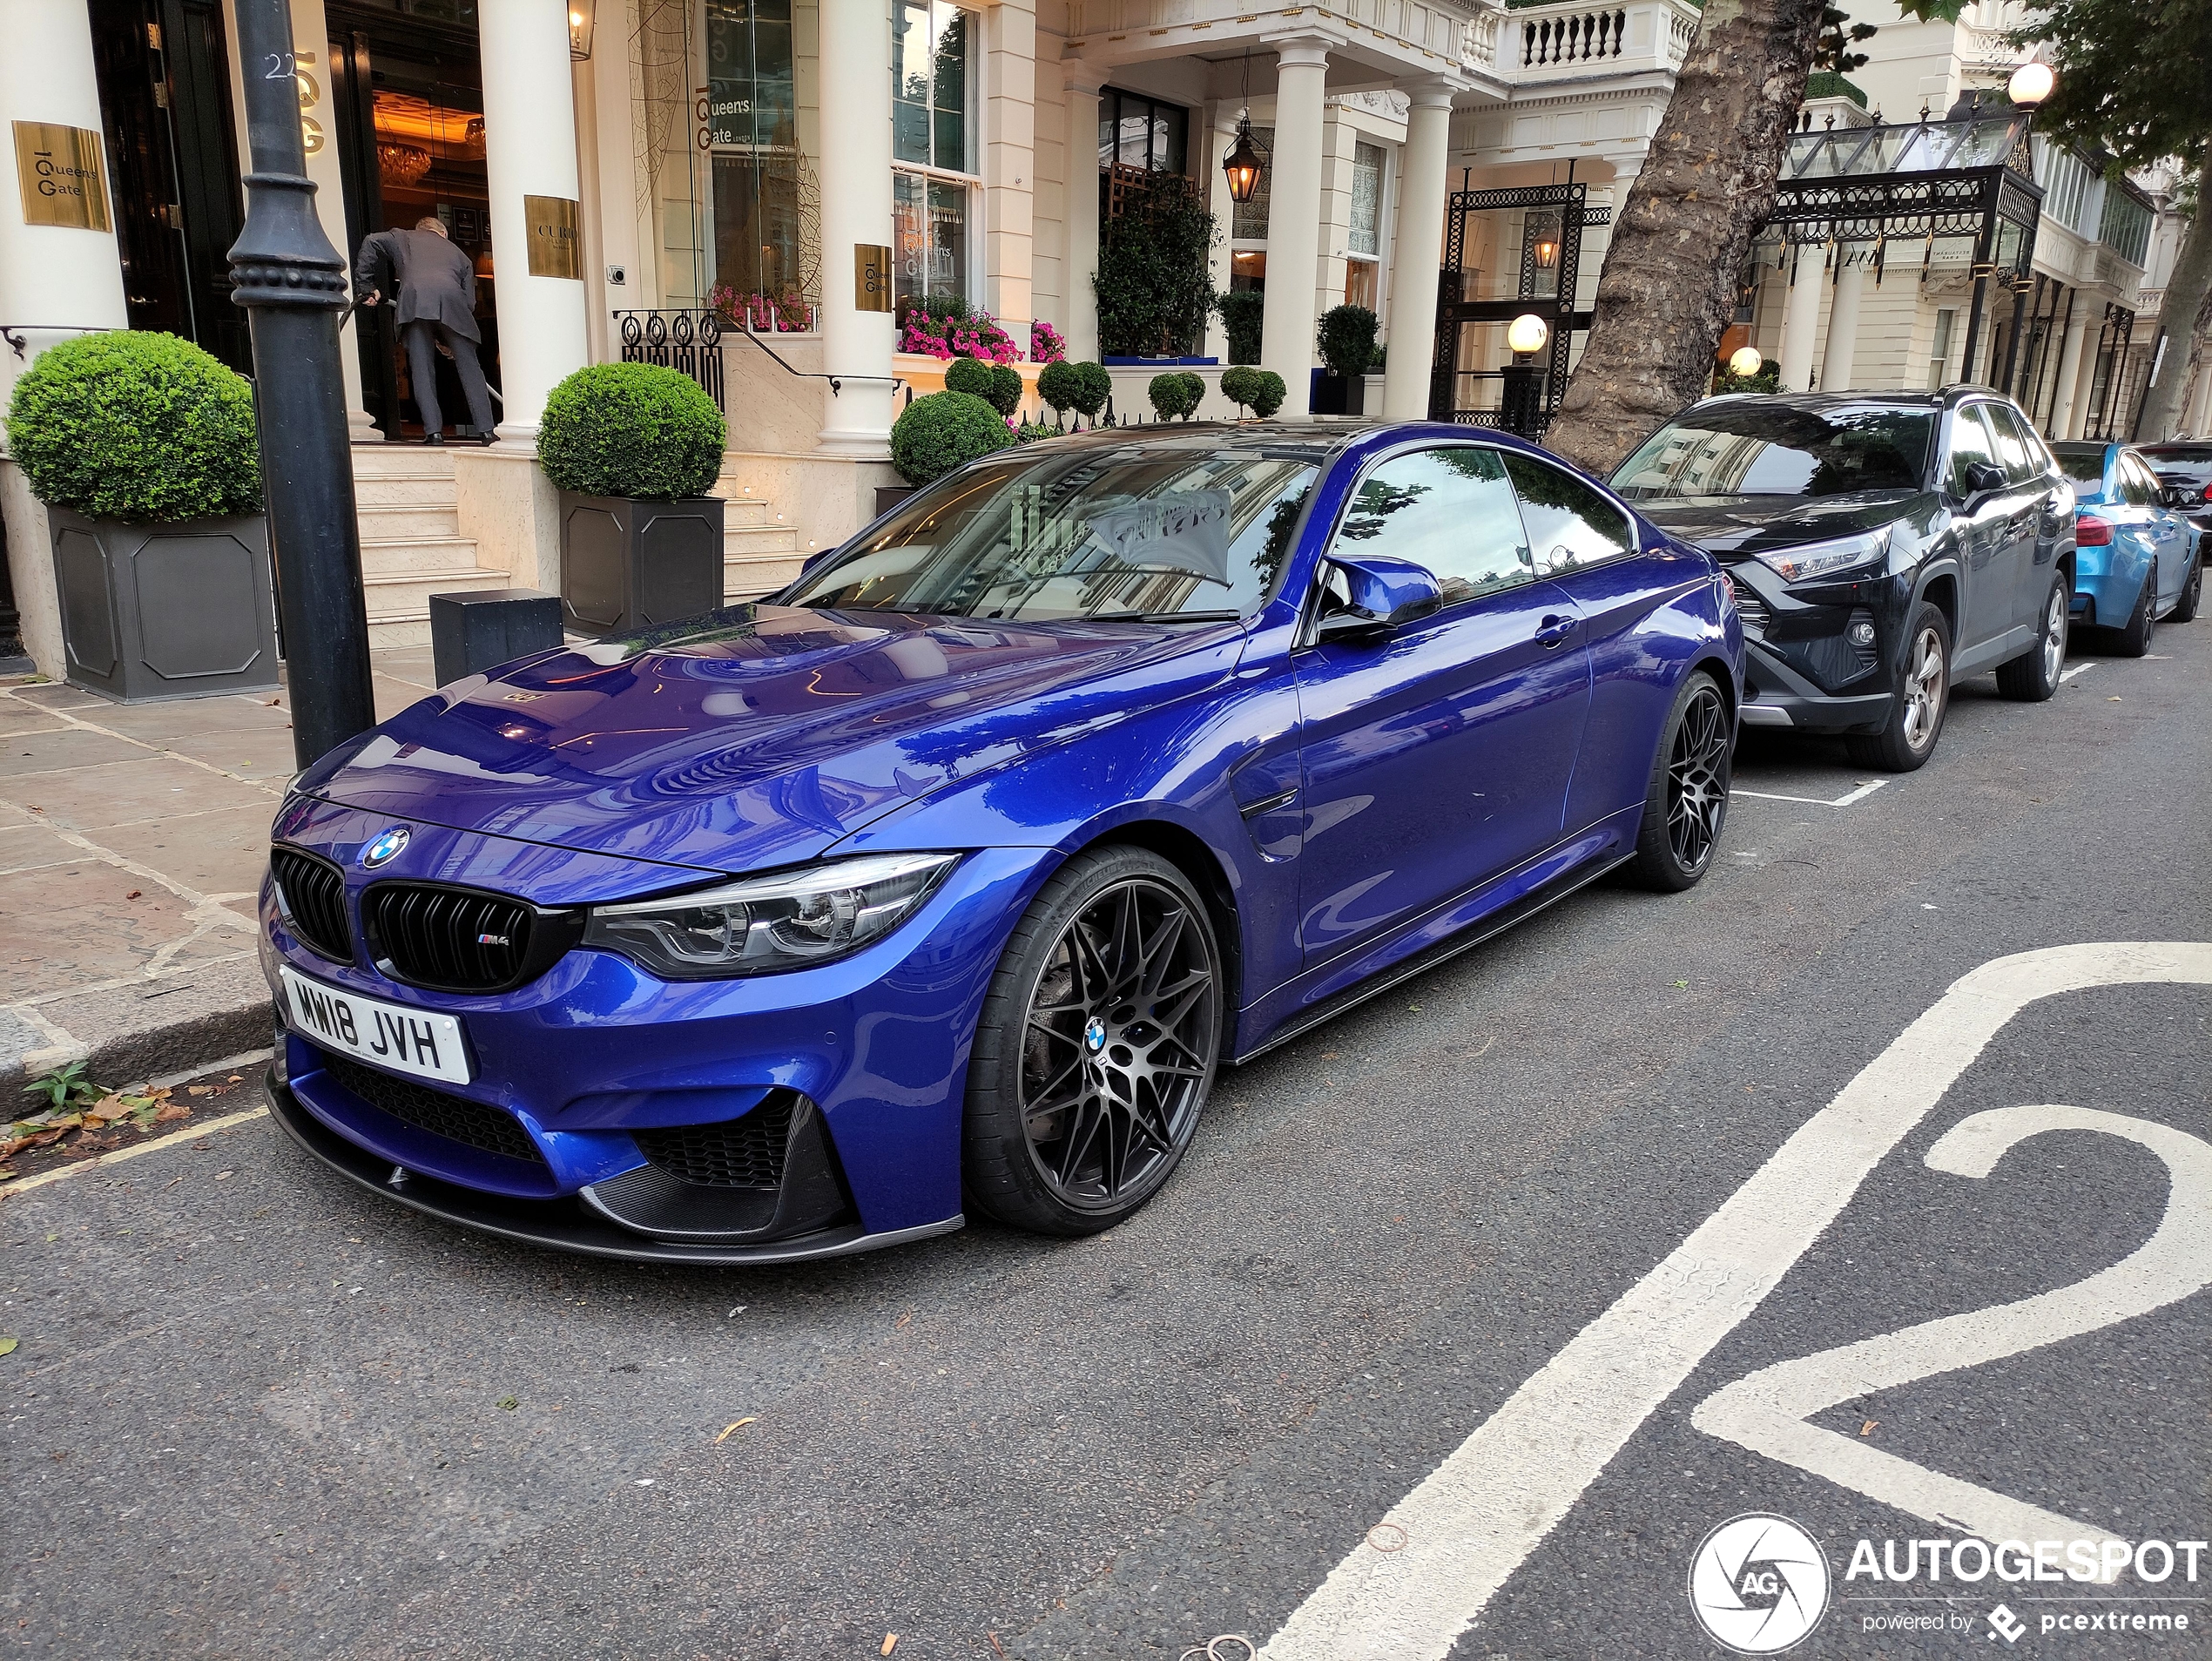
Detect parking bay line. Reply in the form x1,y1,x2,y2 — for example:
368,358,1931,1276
1257,942,2212,1661
1733,778,1891,808
1,1105,271,1198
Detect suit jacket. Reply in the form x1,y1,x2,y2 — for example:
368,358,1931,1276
354,228,481,342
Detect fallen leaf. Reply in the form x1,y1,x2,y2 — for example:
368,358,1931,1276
186,1085,212,1097
2108,696,2122,702
1673,979,1689,989
881,1636,899,1657
0,1168,15,1182
1860,1420,1879,1437
1406,1003,1422,1014
988,1635,1006,1658
895,1310,914,1328
154,1104,191,1123
227,1075,242,1084
497,1396,519,1411
714,1418,756,1443
0,1337,16,1358
85,1096,132,1123
125,889,142,900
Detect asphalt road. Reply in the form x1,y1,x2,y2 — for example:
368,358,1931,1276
4,619,2208,1661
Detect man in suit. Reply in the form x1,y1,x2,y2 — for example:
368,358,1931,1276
354,216,496,444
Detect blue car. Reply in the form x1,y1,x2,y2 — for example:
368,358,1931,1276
262,422,1743,1262
2051,441,2204,653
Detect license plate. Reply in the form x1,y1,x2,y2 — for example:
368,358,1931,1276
279,968,473,1085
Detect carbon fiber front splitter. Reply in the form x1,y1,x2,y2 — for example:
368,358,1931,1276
265,1070,963,1266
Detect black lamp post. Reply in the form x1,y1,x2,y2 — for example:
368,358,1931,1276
227,0,376,772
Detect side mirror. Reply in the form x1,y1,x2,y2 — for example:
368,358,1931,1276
1963,461,2008,500
1312,552,1444,645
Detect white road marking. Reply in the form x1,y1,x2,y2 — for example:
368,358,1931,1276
1258,942,2212,1661
1,1106,271,1198
2060,661,2097,682
1733,778,1890,808
1693,1104,2212,1577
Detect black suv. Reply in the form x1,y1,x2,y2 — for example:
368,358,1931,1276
2134,442,2212,537
1610,388,2074,771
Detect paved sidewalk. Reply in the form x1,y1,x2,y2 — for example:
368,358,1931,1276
0,647,443,1091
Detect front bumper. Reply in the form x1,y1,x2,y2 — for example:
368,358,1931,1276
1728,564,1900,735
266,1070,962,1264
262,796,1055,1253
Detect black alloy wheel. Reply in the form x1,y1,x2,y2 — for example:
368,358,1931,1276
1629,671,1730,891
963,847,1222,1234
2171,548,2202,624
2114,565,2158,658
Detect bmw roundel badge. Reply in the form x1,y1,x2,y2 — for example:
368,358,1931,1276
361,826,411,869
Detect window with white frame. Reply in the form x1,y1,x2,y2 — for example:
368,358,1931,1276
1927,308,1956,389
1345,140,1385,308
892,0,976,308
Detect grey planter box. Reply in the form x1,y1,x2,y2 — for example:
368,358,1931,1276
874,484,917,518
558,493,725,637
47,508,279,701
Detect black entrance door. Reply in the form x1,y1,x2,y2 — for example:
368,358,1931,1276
326,4,500,439
88,0,250,374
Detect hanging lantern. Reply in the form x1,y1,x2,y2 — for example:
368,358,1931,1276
1534,235,1559,270
569,0,597,59
1222,114,1265,206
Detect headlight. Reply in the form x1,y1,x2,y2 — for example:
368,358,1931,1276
583,853,959,979
1756,527,1892,584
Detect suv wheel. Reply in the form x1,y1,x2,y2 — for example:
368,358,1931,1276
1996,573,2067,701
1845,603,1950,772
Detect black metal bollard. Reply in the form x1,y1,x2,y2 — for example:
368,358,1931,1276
429,589,565,687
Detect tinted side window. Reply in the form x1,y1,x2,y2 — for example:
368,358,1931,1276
1946,405,2003,496
1500,453,1635,575
1329,446,1534,604
2123,456,2164,504
1983,403,2045,484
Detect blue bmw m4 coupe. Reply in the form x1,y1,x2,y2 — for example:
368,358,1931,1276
262,422,1744,1261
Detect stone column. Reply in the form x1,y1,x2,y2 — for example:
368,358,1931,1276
816,0,897,454
1381,83,1453,421
477,0,589,441
1818,253,1865,392
1062,66,1107,364
2047,300,2091,439
0,0,130,676
1776,249,1821,394
1203,103,1238,362
2067,310,2105,439
2184,341,2212,436
983,0,1037,341
1258,37,1330,419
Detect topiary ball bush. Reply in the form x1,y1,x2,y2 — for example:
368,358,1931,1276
537,361,727,499
1037,359,1082,415
987,364,1024,417
1220,365,1260,415
1148,373,1189,421
4,330,260,522
1069,361,1113,418
1179,371,1206,417
943,356,996,400
1250,370,1287,419
891,390,1015,485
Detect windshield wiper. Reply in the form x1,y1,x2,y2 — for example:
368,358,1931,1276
1085,609,1244,624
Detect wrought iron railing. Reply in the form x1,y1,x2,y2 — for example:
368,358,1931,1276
615,310,725,410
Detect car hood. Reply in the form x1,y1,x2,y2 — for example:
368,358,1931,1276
299,604,1241,874
1635,490,1931,558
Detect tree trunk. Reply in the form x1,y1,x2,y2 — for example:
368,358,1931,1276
1543,0,1830,476
2134,148,2212,442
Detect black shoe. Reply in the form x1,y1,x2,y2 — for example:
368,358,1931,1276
423,431,445,446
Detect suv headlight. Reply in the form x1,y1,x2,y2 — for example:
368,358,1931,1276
1755,527,1892,584
583,853,959,979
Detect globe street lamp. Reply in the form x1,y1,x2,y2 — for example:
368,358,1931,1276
1501,313,1550,435
2006,60,2054,107
1728,345,1764,379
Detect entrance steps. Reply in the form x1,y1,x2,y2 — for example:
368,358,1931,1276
714,464,805,601
349,445,509,649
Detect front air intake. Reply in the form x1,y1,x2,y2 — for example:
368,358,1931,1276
271,847,353,963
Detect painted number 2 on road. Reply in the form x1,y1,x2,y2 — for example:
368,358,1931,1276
1259,942,2212,1661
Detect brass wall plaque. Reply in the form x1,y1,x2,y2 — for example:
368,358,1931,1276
523,194,581,280
854,244,893,313
12,122,111,233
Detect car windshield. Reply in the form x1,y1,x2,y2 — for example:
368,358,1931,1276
2136,446,2212,486
2052,445,2108,486
783,440,1321,622
1611,402,1934,501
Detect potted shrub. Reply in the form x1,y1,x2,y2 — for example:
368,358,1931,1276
3,330,275,701
1220,366,1287,420
1216,292,1264,365
886,390,1015,516
537,362,728,637
1315,305,1379,415
1147,372,1205,422
945,356,1024,420
1095,174,1218,360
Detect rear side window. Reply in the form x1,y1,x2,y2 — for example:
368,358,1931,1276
1500,453,1635,575
1982,402,2047,484
2121,456,2164,504
2053,447,2107,487
1946,405,2004,496
1329,446,1535,605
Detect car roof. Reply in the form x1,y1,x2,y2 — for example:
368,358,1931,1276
1690,386,2015,415
2049,441,2110,456
2136,442,2212,458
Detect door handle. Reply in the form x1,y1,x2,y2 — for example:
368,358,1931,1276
1535,614,1577,648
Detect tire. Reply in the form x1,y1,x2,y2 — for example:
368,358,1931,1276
2170,545,2202,624
962,846,1223,1235
2113,565,2157,658
1627,670,1731,892
1995,572,2067,701
1844,602,1951,772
